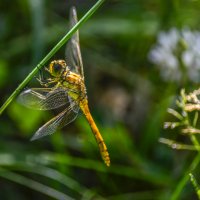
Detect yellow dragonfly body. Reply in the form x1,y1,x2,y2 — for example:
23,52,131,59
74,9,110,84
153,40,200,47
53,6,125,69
18,7,110,166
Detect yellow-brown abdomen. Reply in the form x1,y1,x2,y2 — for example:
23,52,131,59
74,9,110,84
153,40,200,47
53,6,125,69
79,99,110,167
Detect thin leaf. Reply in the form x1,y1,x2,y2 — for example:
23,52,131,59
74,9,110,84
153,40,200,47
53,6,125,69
189,173,200,200
0,167,74,200
0,0,105,115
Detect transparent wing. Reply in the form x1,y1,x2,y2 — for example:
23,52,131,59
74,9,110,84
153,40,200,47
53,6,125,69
30,101,80,141
18,88,69,110
65,6,84,79
68,96,80,113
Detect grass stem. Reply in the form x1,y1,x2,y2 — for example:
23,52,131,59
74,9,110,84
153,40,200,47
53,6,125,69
0,0,105,115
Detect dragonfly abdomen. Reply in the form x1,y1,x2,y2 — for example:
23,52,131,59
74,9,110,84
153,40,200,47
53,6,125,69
79,99,110,166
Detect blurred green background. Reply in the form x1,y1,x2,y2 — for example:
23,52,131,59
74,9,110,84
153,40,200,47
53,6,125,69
1,0,200,199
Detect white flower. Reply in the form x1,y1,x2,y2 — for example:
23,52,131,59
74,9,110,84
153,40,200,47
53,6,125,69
148,27,200,83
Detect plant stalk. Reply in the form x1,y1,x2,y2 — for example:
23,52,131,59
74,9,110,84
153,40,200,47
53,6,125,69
0,0,105,115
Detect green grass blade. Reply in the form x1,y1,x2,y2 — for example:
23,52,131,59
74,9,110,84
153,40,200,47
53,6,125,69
0,153,102,199
170,148,200,200
0,0,105,115
16,164,98,198
39,152,171,186
0,167,74,200
189,173,200,199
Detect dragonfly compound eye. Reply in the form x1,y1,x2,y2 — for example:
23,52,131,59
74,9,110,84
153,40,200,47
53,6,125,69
49,60,66,77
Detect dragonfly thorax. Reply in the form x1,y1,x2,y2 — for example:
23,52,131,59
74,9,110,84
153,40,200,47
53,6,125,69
63,71,87,100
49,60,69,78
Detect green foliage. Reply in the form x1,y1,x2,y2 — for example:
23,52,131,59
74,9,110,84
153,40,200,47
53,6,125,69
1,0,200,199
8,102,44,134
0,60,9,88
163,89,200,199
190,173,200,200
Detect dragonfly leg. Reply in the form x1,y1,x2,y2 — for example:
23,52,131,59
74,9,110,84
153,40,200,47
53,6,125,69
37,76,49,87
36,67,53,86
37,69,47,86
37,74,58,87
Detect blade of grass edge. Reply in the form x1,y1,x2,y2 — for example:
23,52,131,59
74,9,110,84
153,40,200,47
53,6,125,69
0,167,74,200
0,0,105,115
170,136,200,200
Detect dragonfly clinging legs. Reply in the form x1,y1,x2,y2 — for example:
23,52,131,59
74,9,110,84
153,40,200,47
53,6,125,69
18,7,110,166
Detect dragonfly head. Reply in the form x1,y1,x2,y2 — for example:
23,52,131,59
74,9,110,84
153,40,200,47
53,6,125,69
49,60,69,77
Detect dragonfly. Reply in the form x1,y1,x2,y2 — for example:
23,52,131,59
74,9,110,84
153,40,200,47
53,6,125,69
18,7,110,167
